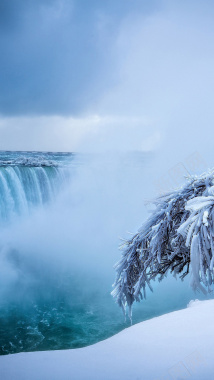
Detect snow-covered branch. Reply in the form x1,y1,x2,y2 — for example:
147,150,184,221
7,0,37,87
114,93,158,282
112,169,214,318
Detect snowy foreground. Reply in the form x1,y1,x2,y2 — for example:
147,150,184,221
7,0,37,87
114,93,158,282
0,300,214,380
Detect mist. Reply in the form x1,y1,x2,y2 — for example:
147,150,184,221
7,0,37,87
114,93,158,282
0,150,208,318
0,154,148,302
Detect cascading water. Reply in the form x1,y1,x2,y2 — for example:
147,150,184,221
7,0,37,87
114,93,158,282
0,167,61,221
0,151,73,223
0,151,209,356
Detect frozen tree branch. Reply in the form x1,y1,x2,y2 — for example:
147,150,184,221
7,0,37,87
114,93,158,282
112,169,214,318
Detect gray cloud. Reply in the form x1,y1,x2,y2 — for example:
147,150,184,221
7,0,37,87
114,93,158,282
2,0,214,161
0,0,160,116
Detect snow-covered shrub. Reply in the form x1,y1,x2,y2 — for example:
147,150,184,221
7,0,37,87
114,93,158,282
112,170,214,318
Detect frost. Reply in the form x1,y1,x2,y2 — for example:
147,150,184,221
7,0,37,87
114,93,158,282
112,169,214,317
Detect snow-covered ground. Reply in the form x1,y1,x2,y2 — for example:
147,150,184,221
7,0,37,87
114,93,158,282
0,299,213,380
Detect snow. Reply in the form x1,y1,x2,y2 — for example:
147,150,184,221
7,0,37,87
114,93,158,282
203,210,209,226
0,299,214,380
0,156,58,167
185,196,214,212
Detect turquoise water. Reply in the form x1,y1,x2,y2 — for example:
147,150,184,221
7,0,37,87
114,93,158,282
0,151,211,356
0,274,209,355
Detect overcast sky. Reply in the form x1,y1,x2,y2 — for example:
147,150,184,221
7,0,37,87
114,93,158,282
1,0,214,166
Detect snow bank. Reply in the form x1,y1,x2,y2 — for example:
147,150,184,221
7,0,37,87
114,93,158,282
0,299,214,380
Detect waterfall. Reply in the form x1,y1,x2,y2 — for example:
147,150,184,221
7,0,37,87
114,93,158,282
0,165,69,223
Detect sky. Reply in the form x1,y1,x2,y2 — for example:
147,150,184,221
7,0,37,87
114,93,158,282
1,0,214,168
